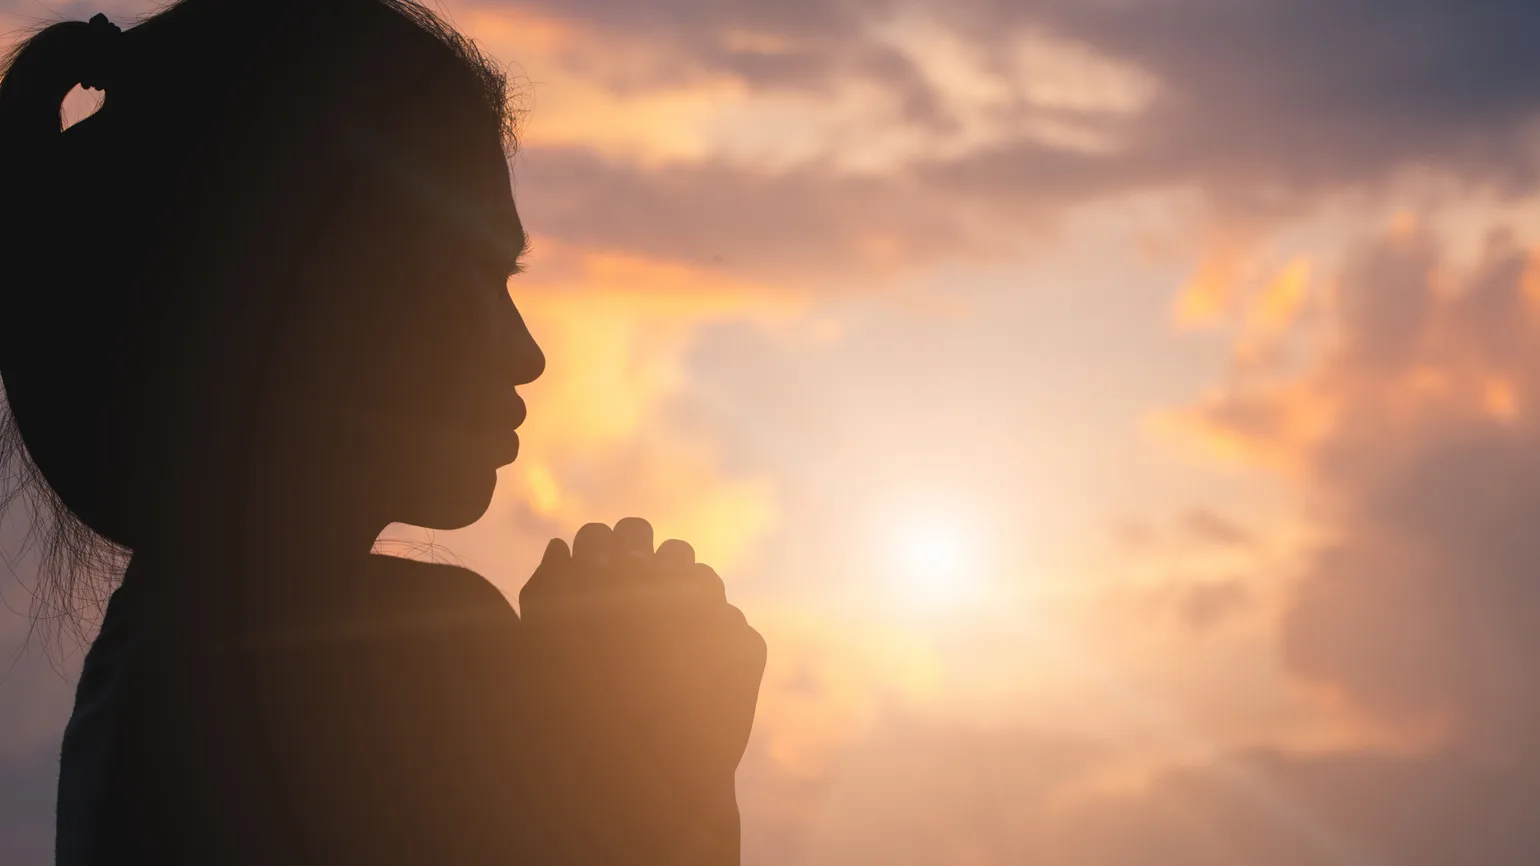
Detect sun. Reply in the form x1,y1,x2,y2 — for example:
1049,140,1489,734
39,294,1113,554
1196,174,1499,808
889,513,980,606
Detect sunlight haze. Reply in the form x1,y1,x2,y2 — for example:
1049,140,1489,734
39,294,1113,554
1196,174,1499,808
5,1,1540,864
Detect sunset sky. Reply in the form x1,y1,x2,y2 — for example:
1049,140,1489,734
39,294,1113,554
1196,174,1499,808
7,1,1540,863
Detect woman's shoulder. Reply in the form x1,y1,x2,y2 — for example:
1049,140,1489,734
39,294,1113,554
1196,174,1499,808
194,555,521,654
342,554,521,638
363,554,516,612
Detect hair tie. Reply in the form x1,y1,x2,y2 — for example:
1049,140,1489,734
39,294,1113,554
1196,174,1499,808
79,13,121,92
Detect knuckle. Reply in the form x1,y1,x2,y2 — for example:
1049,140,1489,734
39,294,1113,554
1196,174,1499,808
723,606,766,661
657,539,695,565
692,563,727,599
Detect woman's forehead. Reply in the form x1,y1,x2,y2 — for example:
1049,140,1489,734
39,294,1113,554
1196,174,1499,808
346,122,521,243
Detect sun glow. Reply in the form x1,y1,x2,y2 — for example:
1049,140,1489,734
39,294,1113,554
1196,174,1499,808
887,509,983,607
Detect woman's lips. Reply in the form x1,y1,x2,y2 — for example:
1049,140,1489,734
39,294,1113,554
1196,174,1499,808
476,389,526,431
496,430,521,466
393,391,527,464
489,392,525,465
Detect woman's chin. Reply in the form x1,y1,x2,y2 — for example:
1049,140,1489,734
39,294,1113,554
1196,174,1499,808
393,463,500,530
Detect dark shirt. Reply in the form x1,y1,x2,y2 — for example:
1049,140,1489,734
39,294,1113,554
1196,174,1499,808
56,554,535,866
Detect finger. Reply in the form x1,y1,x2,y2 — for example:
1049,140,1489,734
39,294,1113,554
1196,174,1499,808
720,605,765,655
687,562,728,604
655,539,695,573
613,517,655,565
519,538,570,609
751,626,768,671
522,537,570,586
541,536,571,567
733,611,768,671
572,522,614,572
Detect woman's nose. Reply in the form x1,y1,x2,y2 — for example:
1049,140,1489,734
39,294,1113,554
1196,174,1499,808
502,295,545,386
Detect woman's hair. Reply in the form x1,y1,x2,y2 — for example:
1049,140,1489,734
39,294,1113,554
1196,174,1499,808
0,0,520,650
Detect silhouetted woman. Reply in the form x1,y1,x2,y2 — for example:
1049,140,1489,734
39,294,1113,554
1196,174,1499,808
0,3,766,864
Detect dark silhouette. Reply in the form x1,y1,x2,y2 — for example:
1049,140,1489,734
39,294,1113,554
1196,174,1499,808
0,3,766,864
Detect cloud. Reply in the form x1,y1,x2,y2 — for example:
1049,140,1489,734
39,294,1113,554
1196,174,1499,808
1182,508,1254,549
513,144,992,281
1042,746,1540,866
15,0,1540,288
495,0,1540,175
1170,219,1540,746
476,0,1540,293
1110,218,1540,865
1173,579,1251,633
930,0,1540,212
740,706,1102,866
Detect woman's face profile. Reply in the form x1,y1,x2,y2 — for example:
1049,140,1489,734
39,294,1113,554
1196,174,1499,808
276,118,546,533
0,5,558,555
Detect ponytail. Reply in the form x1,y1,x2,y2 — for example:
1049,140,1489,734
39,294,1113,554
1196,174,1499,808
0,13,123,367
0,14,121,156
0,14,130,653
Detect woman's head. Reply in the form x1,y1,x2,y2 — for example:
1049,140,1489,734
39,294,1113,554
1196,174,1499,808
0,0,544,601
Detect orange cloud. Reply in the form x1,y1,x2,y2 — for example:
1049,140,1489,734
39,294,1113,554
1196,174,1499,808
1145,382,1335,475
496,241,804,574
1481,376,1520,421
1173,240,1252,330
1521,246,1540,311
1242,258,1311,338
451,3,741,164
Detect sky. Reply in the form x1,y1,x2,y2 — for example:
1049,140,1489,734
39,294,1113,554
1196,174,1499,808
6,0,1540,863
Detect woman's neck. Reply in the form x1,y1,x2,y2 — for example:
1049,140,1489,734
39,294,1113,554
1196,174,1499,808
125,505,386,599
